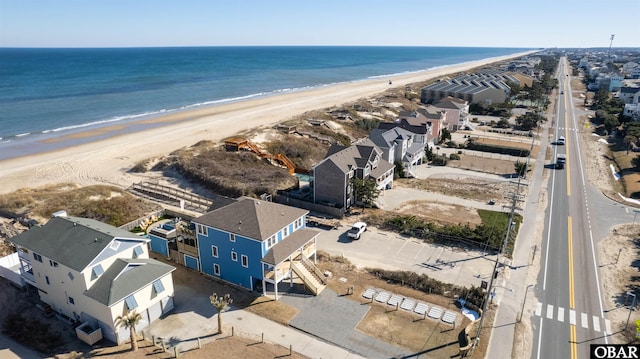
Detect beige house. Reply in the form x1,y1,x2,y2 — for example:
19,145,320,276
10,211,175,345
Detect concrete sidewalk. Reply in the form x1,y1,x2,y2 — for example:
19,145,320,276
483,122,551,358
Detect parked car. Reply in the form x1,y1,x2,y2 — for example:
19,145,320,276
347,222,367,239
556,154,566,169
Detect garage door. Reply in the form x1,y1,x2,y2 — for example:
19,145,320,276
147,300,163,322
184,254,199,271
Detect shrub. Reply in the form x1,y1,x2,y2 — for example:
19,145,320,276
466,141,530,157
431,156,448,166
449,153,461,160
446,141,457,148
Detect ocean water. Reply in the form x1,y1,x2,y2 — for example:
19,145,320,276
0,46,531,159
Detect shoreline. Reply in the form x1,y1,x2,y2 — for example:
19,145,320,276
0,50,536,195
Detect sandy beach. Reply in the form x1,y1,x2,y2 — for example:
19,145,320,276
0,51,535,195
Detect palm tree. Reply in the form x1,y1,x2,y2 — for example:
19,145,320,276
210,293,233,334
115,310,143,351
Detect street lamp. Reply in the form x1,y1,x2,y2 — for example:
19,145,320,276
518,284,535,322
625,292,637,330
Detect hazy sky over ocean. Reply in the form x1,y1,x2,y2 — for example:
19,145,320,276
0,0,638,48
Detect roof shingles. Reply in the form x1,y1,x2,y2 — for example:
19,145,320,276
10,216,144,272
194,198,308,241
84,258,175,306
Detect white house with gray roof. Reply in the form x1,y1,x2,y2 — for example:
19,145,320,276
10,212,175,345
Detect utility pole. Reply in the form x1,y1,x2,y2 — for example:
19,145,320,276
470,170,524,353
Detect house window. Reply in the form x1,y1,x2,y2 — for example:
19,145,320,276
197,224,208,236
213,264,220,276
231,251,237,262
133,246,144,258
230,233,235,242
49,259,59,268
45,276,50,285
92,264,104,280
69,297,75,305
211,245,218,258
283,226,289,238
33,253,43,262
241,255,248,268
68,272,74,281
295,218,302,229
152,279,165,294
266,235,277,249
124,295,138,310
109,240,120,251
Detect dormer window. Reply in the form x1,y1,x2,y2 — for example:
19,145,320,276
133,246,144,258
91,264,104,280
152,280,165,295
124,295,138,310
109,240,120,251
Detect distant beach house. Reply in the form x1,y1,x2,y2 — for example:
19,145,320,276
429,97,471,132
368,126,425,178
10,211,175,345
190,197,324,300
313,140,394,211
379,109,445,149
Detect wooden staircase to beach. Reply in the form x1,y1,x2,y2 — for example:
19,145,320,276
224,137,308,175
291,256,326,296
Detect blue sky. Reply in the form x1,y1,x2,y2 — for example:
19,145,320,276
1,0,638,48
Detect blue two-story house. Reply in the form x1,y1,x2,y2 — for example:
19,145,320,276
193,197,324,300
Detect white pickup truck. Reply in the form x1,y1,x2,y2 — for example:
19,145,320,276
347,222,367,239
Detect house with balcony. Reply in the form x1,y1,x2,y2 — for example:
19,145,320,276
10,211,175,345
430,97,471,131
313,139,394,211
368,126,425,178
379,109,445,149
192,197,323,300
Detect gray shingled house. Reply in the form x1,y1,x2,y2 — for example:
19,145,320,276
312,139,394,211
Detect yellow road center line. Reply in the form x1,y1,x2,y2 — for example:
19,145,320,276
570,325,578,359
568,216,575,308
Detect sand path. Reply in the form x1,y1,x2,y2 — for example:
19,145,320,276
0,51,536,195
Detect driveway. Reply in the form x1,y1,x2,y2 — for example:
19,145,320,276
144,283,366,358
316,225,501,288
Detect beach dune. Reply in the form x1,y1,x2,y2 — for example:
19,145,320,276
0,51,535,195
